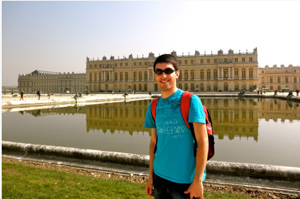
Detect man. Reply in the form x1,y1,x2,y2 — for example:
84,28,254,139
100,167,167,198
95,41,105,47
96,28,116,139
144,54,208,199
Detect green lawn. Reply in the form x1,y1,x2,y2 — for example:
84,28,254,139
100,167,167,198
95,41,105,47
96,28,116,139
2,162,253,199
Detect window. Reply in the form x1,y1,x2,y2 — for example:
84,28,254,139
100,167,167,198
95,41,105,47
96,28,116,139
200,59,203,64
224,58,227,63
277,77,281,83
191,70,194,80
179,60,182,64
249,68,253,78
120,63,123,67
214,69,217,78
207,69,211,79
207,59,210,64
115,72,118,81
242,58,245,62
235,58,238,62
285,77,288,83
191,60,194,64
115,63,117,67
125,72,128,81
249,57,253,62
200,70,204,79
214,59,217,63
235,68,238,78
184,70,188,79
120,72,123,81
139,62,142,66
185,60,188,64
270,77,273,83
134,62,136,66
242,68,246,78
139,72,142,81
125,63,128,66
144,62,147,66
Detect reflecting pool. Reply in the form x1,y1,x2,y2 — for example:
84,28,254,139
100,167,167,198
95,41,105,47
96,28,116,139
2,97,300,167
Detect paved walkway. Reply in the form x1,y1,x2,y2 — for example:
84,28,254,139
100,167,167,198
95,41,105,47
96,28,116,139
2,93,152,109
2,91,300,109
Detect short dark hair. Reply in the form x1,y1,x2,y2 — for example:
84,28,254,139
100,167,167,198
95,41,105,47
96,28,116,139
153,54,178,71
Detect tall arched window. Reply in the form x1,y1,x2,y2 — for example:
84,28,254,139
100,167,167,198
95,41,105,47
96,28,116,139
184,70,188,80
214,69,217,79
249,68,253,78
120,72,123,81
234,68,238,78
178,84,182,89
144,71,147,80
242,68,246,78
184,84,188,91
115,72,118,81
139,72,142,81
200,70,204,79
224,82,228,91
191,70,194,80
125,72,128,81
207,69,211,79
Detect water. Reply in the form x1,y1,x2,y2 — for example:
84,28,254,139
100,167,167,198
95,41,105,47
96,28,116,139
2,98,300,167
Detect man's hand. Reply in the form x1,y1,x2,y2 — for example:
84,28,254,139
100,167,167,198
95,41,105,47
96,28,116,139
145,177,154,197
184,180,203,199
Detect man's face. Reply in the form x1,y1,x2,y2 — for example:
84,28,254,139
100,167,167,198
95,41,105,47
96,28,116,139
154,62,179,91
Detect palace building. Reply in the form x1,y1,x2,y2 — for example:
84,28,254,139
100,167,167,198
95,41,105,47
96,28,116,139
18,70,86,94
258,64,300,91
86,48,259,92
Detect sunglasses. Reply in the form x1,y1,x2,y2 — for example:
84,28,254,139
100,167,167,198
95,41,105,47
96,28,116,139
154,68,176,75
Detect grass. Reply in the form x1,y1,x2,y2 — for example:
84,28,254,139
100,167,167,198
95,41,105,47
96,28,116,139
2,162,253,199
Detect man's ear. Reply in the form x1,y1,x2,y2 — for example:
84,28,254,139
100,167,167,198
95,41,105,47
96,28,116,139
175,70,180,79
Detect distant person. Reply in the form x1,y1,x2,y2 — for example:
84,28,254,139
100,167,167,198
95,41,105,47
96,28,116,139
296,89,299,96
37,90,41,100
20,91,24,100
47,91,51,99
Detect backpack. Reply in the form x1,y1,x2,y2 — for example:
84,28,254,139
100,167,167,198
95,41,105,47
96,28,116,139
150,91,215,160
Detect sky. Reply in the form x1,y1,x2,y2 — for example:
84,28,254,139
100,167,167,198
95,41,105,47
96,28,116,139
2,1,300,86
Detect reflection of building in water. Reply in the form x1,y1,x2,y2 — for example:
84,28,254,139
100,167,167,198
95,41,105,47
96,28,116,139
257,99,300,122
85,100,151,135
22,106,87,117
201,98,259,141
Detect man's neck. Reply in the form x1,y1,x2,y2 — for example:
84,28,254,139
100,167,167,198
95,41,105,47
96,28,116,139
161,87,178,99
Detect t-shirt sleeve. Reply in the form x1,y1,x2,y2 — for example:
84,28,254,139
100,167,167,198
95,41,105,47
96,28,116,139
188,95,205,124
144,103,156,128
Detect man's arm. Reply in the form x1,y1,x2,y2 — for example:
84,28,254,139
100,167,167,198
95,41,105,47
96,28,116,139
184,122,208,199
145,128,157,197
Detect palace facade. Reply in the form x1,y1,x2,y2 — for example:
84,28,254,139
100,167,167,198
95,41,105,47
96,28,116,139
258,64,300,91
18,70,86,94
18,48,300,94
86,48,259,92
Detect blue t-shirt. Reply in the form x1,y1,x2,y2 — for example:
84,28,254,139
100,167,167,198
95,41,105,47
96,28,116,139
144,89,206,183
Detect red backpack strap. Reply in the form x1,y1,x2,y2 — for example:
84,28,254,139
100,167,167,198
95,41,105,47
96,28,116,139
151,97,160,121
181,91,193,129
